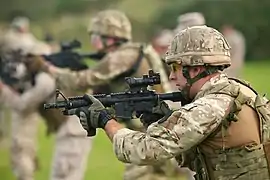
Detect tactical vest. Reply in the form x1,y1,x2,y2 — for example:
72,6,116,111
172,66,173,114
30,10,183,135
182,78,270,180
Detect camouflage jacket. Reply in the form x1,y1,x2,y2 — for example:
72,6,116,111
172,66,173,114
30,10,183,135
112,73,270,180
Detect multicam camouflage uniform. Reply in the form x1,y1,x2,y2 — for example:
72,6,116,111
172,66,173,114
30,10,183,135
112,26,270,180
42,10,179,180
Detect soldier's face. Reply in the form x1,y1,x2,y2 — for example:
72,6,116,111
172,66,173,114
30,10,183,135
169,63,187,90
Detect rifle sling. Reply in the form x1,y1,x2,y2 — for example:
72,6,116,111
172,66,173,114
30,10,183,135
114,45,145,81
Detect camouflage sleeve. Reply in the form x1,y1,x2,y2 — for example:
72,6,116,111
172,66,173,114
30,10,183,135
0,72,55,113
113,94,233,165
52,48,138,91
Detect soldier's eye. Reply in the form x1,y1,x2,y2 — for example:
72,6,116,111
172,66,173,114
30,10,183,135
170,63,180,72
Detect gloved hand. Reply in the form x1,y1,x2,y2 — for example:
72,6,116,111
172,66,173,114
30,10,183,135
137,100,172,127
75,94,113,136
24,54,49,74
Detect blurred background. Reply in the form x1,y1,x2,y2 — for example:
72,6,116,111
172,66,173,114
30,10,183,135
0,0,269,179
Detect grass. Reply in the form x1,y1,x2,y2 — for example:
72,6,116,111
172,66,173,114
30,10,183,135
0,61,269,180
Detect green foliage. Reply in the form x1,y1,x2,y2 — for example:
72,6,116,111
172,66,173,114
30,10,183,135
0,0,122,21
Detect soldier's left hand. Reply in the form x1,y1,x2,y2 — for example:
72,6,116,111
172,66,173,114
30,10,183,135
137,100,172,127
75,95,113,134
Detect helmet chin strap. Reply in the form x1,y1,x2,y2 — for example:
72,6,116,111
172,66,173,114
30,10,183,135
181,66,220,101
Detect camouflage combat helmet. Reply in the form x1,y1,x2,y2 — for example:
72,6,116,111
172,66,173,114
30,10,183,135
11,16,30,31
88,10,132,40
166,25,231,68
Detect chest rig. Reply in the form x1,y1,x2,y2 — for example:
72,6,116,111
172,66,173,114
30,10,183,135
182,78,270,180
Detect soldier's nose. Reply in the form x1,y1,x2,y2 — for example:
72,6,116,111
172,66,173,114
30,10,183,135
169,72,176,81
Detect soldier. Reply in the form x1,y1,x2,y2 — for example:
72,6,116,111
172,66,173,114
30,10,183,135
75,26,270,180
26,9,180,180
0,43,55,180
174,12,205,33
0,16,37,145
0,41,93,180
221,24,246,78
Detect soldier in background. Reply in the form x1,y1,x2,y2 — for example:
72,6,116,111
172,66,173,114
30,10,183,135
174,12,205,33
0,16,37,145
0,40,94,180
221,24,246,78
25,9,181,180
0,42,54,180
0,16,94,180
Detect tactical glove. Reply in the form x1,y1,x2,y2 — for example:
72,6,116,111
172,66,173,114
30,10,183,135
75,94,113,136
137,100,172,127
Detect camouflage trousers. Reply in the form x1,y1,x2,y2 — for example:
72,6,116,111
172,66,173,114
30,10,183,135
10,111,39,180
50,115,93,180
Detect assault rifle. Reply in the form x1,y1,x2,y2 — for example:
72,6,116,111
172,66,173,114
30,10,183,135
44,70,188,136
43,39,106,71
